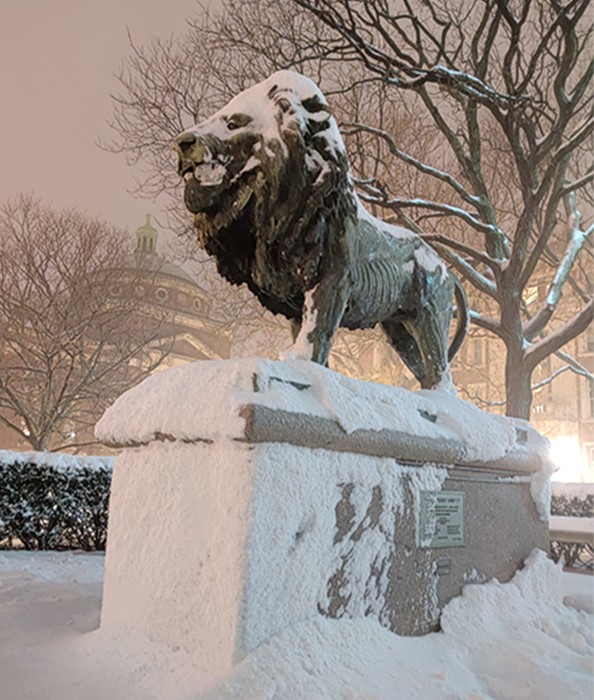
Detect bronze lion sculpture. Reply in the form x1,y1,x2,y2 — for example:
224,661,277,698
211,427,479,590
174,70,468,391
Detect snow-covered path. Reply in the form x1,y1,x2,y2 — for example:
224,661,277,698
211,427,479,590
0,550,592,700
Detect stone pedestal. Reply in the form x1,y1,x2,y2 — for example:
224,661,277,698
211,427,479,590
97,359,550,678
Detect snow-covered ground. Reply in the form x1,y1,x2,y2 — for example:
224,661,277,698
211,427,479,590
0,549,591,699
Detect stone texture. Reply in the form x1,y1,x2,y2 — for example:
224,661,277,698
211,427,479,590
239,403,544,473
100,361,550,677
101,428,549,680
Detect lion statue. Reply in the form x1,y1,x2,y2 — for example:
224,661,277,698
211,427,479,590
174,70,468,391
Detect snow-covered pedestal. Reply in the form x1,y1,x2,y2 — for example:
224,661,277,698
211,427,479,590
96,359,551,678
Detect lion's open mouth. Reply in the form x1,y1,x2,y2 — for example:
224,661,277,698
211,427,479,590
185,161,228,188
190,178,256,231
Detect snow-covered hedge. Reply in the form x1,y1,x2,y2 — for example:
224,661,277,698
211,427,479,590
0,450,113,551
550,482,594,572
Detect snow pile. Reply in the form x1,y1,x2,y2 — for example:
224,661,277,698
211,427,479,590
195,550,593,700
2,550,590,700
531,454,557,520
95,358,532,466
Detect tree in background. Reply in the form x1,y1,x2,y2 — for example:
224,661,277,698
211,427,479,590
0,195,170,451
293,0,593,419
107,0,592,418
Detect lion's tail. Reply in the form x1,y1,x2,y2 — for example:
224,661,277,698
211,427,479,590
448,277,469,362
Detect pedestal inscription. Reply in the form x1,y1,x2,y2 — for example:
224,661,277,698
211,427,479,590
420,491,465,548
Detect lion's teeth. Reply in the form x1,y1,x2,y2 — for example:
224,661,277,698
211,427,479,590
193,162,227,186
234,186,253,210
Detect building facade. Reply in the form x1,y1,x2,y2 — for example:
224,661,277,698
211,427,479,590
0,216,231,452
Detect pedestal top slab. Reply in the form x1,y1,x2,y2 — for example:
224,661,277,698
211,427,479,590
96,359,548,473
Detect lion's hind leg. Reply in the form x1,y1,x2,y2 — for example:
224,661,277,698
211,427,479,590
381,319,427,387
410,303,456,393
382,314,455,393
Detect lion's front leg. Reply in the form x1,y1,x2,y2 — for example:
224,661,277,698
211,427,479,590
290,276,350,366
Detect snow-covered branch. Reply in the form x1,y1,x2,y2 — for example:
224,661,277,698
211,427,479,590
554,349,594,380
551,116,594,168
362,193,499,237
468,309,502,336
532,363,593,393
342,121,481,209
421,233,502,273
432,246,498,299
525,298,594,371
560,169,594,198
293,0,520,107
524,194,593,340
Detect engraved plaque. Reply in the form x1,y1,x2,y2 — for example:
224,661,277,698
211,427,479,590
419,491,465,548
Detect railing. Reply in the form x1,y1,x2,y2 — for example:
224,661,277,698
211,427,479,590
549,515,594,573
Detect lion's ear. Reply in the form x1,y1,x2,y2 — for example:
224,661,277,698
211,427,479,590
301,95,331,115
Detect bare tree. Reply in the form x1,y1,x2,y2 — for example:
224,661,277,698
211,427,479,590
107,0,592,419
292,0,593,419
0,195,170,451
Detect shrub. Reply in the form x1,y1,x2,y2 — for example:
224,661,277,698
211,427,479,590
551,494,594,518
0,450,113,550
550,483,594,572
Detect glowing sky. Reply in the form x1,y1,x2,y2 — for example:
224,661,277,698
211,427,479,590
0,0,201,234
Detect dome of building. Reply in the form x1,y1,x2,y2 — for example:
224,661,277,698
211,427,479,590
109,214,232,364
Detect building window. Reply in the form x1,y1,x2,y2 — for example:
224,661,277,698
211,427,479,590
193,298,204,313
589,381,594,419
156,288,168,302
523,285,539,306
471,337,486,366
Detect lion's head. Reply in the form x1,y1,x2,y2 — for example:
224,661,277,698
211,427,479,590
174,71,356,308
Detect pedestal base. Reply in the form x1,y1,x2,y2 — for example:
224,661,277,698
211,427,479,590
97,359,550,677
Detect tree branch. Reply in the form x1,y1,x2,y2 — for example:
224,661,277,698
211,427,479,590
525,297,594,371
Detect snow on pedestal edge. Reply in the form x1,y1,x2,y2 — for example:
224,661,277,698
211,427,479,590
93,358,552,518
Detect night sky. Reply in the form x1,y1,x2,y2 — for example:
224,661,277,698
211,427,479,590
0,0,202,234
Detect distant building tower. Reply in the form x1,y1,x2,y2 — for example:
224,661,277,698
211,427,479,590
135,213,158,255
117,215,232,366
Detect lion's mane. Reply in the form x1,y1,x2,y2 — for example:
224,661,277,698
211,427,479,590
189,76,356,319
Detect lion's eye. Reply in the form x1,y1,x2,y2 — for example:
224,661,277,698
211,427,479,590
225,113,252,131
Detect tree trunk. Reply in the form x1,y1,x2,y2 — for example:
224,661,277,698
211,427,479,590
501,286,532,421
27,434,45,452
505,350,532,420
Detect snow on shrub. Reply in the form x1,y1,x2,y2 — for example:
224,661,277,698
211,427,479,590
551,482,594,518
550,482,594,572
0,450,113,551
